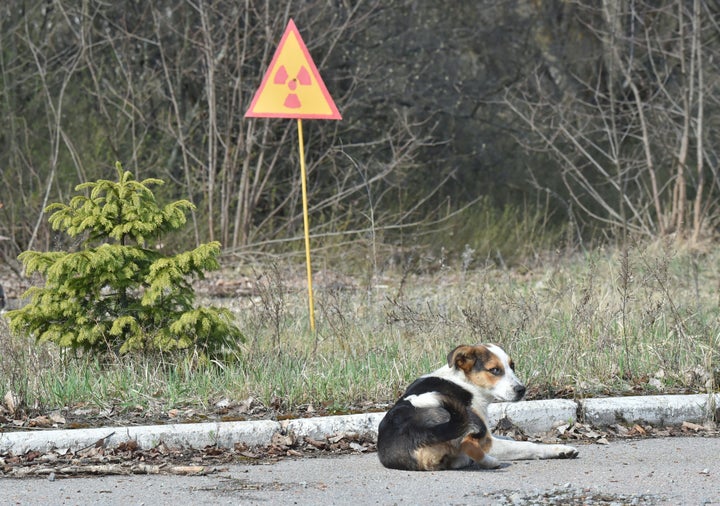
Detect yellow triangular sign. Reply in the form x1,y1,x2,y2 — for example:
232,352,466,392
245,19,341,120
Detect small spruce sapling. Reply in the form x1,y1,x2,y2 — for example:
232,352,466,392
7,162,243,355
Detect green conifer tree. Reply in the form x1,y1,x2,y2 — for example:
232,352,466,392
7,163,243,355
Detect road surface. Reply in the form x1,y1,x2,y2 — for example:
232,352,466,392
1,437,718,505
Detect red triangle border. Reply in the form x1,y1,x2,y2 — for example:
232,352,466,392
245,19,342,120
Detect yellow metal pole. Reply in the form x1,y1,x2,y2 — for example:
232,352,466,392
297,118,316,331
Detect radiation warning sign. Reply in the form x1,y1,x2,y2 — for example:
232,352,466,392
244,19,342,332
245,19,341,120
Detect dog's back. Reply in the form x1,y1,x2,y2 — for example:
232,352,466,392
377,375,487,471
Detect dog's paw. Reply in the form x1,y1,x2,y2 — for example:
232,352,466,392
476,454,503,469
550,444,579,459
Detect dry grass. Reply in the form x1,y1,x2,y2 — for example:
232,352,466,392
1,240,719,417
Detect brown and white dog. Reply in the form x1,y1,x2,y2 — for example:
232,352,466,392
377,344,578,470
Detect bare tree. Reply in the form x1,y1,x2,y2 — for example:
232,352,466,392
503,0,720,243
0,0,444,262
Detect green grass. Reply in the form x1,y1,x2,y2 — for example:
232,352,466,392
1,240,719,418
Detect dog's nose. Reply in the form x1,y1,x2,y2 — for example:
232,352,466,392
514,384,526,399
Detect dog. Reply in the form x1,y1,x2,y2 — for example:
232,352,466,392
377,344,578,470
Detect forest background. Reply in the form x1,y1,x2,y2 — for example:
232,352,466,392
2,0,719,265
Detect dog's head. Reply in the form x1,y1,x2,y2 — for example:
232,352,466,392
447,344,526,402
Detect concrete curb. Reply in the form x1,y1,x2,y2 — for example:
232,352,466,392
0,420,280,455
1,394,717,455
581,393,714,427
281,412,386,441
489,399,577,434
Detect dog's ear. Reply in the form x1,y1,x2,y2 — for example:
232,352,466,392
448,345,476,373
448,345,491,373
447,345,467,367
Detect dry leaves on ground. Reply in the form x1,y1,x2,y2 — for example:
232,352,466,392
493,416,719,446
0,430,376,478
3,411,718,478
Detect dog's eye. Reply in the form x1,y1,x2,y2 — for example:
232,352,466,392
488,367,502,376
509,361,516,371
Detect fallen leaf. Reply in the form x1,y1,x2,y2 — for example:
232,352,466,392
631,424,646,436
202,446,224,456
681,421,705,432
24,451,41,462
116,441,139,452
349,442,366,452
3,391,19,414
28,416,53,428
609,424,629,436
214,397,231,409
304,437,327,449
237,397,254,414
271,433,294,446
555,424,570,435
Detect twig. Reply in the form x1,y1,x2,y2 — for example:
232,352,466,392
75,431,116,453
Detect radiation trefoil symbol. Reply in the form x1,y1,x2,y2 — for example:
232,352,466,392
274,65,312,109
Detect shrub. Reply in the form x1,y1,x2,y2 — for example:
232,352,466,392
7,163,243,356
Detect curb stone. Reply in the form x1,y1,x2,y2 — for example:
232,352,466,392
488,399,577,434
580,393,711,427
0,394,717,455
0,420,280,455
281,412,386,441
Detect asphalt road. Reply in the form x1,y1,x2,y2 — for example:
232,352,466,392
2,437,718,505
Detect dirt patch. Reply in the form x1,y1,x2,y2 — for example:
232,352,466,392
489,485,664,506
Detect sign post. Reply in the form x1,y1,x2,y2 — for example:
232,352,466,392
245,19,342,331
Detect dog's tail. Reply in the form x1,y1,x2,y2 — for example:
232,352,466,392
377,396,486,470
411,396,481,442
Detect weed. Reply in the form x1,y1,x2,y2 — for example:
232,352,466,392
1,240,719,419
